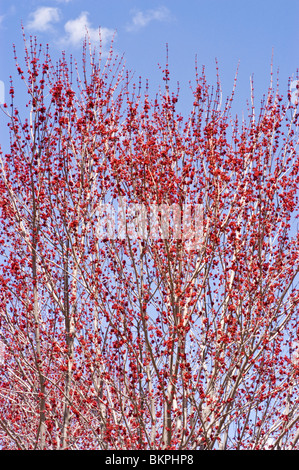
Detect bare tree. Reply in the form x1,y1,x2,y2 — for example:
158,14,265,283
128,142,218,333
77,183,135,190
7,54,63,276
0,34,299,449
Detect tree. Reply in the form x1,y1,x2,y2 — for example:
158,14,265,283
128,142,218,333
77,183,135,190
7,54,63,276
0,34,299,450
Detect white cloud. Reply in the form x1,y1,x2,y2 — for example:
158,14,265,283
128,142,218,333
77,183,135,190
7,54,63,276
126,6,172,32
0,5,17,29
61,12,115,49
27,7,61,32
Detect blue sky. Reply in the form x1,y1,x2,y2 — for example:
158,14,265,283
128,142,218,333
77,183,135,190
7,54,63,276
0,0,299,150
